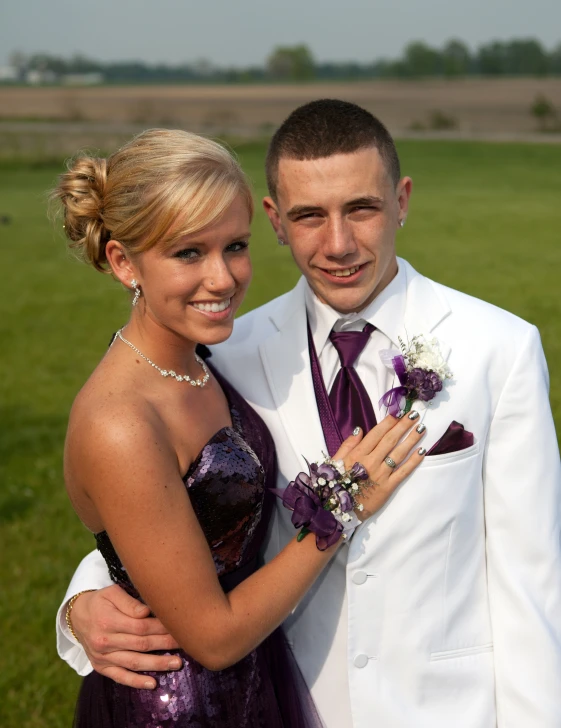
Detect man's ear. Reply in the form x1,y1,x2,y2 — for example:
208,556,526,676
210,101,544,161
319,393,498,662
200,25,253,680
263,196,287,241
396,176,413,220
105,240,138,288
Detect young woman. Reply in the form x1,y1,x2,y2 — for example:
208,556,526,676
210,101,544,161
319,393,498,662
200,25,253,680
53,129,426,727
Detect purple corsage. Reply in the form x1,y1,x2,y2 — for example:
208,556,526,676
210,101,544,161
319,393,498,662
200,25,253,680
272,458,369,550
379,335,452,416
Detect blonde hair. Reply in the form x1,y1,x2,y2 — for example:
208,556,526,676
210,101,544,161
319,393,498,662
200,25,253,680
52,129,253,272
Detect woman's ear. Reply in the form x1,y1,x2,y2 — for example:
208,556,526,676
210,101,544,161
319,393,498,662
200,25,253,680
105,240,138,288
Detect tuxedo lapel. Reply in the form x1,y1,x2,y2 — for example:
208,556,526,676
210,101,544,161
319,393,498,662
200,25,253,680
397,260,453,418
370,260,453,419
259,279,327,469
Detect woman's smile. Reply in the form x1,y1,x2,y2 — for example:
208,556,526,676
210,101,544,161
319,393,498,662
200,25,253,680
190,297,233,320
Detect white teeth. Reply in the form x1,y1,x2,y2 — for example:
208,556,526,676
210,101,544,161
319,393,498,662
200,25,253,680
331,266,359,277
193,298,231,313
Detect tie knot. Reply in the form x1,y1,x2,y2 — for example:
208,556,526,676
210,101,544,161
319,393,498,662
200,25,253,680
329,323,374,368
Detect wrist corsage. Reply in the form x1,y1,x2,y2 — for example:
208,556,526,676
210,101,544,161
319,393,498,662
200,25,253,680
380,335,452,415
274,458,370,550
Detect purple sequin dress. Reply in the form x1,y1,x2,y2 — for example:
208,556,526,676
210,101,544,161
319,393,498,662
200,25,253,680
74,361,323,728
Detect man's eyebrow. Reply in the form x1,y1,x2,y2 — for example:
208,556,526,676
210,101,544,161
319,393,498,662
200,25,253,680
346,195,385,207
286,205,323,219
286,196,385,219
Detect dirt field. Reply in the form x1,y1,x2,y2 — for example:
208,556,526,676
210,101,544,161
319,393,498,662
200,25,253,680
1,78,560,155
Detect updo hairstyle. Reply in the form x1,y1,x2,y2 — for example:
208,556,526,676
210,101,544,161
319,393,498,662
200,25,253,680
52,129,253,273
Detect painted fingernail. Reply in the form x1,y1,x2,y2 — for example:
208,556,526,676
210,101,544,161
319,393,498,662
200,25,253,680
168,658,181,669
408,411,420,420
397,411,405,419
416,423,426,434
418,447,426,456
352,426,361,436
144,680,156,689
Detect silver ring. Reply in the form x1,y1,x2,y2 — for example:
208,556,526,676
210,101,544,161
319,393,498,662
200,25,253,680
384,456,397,469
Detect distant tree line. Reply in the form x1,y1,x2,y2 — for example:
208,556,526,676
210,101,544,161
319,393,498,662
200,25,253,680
6,38,561,84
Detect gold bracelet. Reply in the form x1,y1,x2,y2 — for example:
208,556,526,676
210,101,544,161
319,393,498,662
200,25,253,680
65,589,96,643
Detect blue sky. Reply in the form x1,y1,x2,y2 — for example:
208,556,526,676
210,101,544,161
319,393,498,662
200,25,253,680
1,0,560,67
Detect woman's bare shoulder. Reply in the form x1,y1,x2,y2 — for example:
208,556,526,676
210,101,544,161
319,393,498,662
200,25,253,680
67,361,167,460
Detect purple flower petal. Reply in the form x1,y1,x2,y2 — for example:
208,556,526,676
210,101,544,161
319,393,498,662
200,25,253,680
338,491,353,512
349,462,368,481
427,372,443,392
317,463,338,481
406,368,443,402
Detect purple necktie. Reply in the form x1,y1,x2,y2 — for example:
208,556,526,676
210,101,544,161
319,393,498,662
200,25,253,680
328,324,377,440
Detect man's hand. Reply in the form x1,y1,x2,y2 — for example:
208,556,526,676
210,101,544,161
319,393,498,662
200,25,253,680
69,585,181,689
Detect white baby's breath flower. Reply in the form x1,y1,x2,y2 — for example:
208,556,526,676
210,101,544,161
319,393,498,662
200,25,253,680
404,335,452,379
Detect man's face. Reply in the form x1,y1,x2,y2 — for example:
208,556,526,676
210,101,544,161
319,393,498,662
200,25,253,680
263,147,412,314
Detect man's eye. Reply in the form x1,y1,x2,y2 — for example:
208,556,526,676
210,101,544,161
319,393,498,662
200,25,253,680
227,241,249,252
351,206,377,213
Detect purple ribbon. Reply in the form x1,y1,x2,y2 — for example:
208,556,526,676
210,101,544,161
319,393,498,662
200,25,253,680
271,475,343,551
379,355,408,416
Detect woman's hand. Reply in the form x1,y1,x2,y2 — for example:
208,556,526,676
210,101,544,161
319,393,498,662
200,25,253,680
333,412,426,522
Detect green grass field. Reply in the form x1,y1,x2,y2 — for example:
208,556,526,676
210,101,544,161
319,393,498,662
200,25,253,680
1,139,560,727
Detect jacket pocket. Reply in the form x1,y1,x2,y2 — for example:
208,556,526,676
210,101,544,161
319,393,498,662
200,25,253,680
430,642,493,662
422,440,480,466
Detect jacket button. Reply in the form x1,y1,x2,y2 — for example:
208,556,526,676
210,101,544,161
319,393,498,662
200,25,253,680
353,654,369,668
352,571,368,585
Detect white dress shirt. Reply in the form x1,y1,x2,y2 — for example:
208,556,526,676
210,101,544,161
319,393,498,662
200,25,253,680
304,262,408,422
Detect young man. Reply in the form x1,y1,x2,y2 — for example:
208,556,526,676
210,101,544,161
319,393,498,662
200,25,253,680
57,100,561,727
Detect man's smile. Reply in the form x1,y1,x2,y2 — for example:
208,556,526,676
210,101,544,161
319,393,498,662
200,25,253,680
319,263,368,283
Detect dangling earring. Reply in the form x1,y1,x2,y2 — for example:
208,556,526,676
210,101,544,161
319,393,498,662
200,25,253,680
277,238,286,246
399,218,406,228
131,279,141,307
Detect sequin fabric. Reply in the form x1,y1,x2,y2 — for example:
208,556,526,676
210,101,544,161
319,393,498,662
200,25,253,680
75,362,323,728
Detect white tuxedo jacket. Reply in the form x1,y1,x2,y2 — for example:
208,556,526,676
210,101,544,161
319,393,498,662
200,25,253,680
58,259,561,728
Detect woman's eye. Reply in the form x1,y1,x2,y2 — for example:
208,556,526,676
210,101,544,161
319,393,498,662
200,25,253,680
227,241,249,253
174,248,199,260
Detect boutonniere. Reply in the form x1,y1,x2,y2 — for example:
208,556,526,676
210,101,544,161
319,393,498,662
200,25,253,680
379,335,453,415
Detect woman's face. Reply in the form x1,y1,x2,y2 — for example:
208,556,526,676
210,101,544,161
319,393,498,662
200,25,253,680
135,193,252,347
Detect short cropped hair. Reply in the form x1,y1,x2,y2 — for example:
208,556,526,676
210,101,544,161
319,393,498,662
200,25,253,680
265,99,401,200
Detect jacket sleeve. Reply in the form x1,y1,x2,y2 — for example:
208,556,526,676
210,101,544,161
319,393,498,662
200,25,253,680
484,324,561,726
55,549,113,676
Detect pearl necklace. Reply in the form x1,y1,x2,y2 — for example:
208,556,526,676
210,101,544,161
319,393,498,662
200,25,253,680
115,328,210,387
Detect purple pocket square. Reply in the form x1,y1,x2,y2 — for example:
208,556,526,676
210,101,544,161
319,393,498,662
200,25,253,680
426,421,474,456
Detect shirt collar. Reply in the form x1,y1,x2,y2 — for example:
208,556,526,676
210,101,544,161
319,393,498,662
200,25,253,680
304,261,407,355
